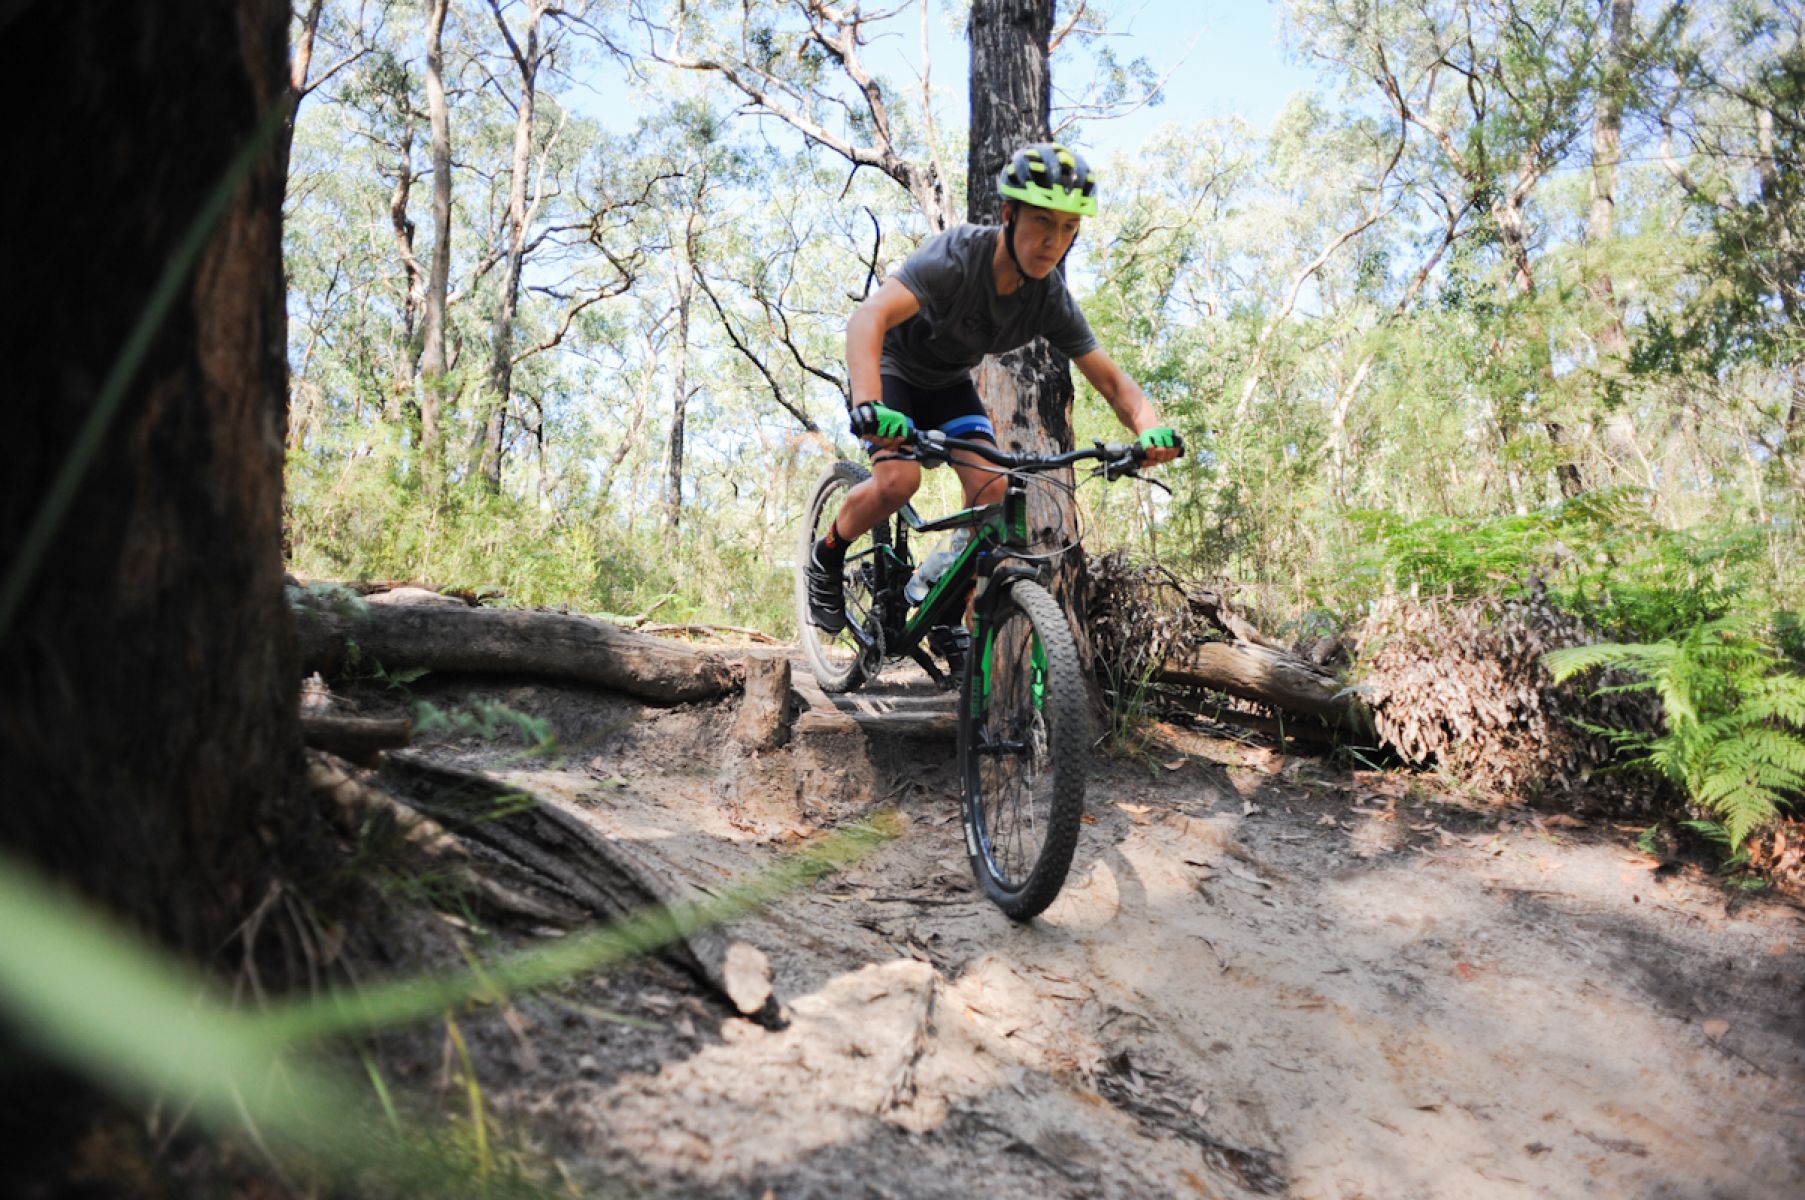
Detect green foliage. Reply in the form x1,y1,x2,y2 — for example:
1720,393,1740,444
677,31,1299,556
1340,489,1765,642
1546,620,1805,850
413,699,554,754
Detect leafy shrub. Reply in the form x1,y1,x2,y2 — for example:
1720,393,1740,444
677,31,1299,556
1546,619,1805,850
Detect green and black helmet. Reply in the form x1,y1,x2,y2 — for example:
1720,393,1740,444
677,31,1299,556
997,143,1099,217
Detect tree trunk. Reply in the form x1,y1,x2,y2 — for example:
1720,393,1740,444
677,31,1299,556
0,0,299,950
1586,0,1631,365
420,0,453,489
388,120,425,420
967,0,1092,670
1153,643,1368,733
477,0,545,494
1586,0,1653,488
0,37,300,1192
664,283,692,531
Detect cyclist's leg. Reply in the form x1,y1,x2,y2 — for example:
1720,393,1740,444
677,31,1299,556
829,455,921,540
935,381,1004,509
807,378,925,630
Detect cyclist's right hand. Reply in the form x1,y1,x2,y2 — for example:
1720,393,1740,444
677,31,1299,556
850,402,913,451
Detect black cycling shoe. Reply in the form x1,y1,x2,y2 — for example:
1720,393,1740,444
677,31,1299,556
806,542,848,633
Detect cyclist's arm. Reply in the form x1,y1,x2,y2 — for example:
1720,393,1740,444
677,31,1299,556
1073,349,1179,463
846,278,921,408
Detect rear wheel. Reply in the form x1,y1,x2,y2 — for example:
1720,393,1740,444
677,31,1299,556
958,579,1086,920
795,461,889,693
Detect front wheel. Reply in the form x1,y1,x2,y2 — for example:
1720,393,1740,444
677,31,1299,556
795,461,889,693
959,579,1086,921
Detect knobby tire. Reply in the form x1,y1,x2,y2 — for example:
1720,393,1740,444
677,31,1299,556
795,461,889,694
959,579,1085,921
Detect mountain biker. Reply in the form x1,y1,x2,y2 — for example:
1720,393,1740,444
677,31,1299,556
806,142,1182,632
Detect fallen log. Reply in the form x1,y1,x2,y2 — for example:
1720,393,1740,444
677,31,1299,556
301,715,412,764
380,752,776,1019
294,598,739,704
1155,641,1370,734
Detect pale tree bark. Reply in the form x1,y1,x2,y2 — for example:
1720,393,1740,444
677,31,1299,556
475,0,554,493
967,0,1097,669
665,240,696,530
387,116,427,418
1754,103,1805,471
420,0,453,488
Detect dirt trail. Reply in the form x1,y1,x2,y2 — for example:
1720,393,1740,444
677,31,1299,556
394,667,1805,1199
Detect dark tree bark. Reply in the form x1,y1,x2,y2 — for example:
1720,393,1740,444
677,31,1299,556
966,0,1094,672
1,11,302,1183
0,0,300,953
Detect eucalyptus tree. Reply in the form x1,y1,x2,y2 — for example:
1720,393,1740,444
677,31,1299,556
472,0,601,492
421,0,455,481
1288,0,1613,501
1654,1,1805,482
629,0,962,229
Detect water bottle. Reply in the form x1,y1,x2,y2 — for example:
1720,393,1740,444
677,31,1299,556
905,529,970,606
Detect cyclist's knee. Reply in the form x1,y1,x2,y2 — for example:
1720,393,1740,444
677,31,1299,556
872,460,921,508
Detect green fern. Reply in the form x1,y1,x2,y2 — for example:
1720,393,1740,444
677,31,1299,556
1546,619,1805,850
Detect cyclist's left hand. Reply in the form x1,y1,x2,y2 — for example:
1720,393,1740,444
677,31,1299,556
1136,426,1184,465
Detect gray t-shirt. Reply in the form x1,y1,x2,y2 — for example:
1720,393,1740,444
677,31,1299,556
879,224,1099,389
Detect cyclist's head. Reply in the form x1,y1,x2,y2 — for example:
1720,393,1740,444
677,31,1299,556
996,143,1096,280
996,143,1098,218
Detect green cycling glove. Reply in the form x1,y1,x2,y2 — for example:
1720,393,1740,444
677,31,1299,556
850,402,913,442
1136,426,1183,455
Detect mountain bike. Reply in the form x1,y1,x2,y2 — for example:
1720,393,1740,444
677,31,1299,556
794,429,1175,920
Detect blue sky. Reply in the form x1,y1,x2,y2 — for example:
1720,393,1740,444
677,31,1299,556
1050,1,1322,150
894,1,1324,158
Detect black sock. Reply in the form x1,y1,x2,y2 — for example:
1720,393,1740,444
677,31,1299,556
816,521,849,565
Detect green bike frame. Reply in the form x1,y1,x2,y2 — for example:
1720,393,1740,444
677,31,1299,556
856,462,1047,697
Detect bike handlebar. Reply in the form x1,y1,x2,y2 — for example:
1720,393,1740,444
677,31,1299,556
893,429,1177,481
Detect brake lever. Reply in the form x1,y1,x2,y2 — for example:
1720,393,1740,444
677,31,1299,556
1139,472,1174,497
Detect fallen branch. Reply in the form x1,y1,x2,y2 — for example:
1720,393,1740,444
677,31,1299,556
1154,642,1369,734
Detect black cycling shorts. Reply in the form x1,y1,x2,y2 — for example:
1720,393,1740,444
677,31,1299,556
880,374,997,445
